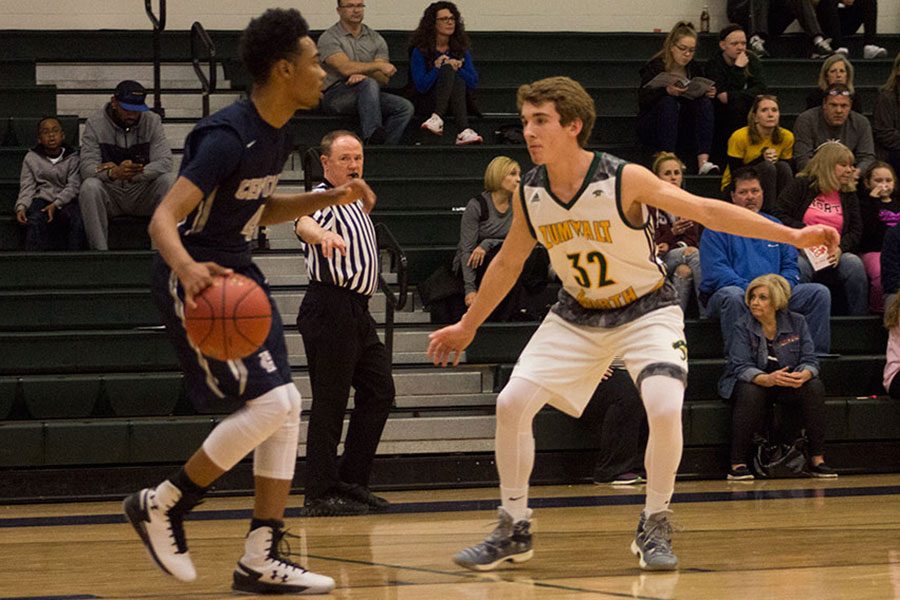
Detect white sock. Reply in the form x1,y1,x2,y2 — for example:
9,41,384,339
494,377,551,522
640,375,685,515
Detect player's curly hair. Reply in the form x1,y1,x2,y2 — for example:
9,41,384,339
240,8,310,86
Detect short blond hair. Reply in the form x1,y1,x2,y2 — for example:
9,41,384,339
799,141,856,193
483,156,520,192
651,151,684,177
745,274,791,312
517,76,596,147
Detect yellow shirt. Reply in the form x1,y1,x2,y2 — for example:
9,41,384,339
721,126,795,190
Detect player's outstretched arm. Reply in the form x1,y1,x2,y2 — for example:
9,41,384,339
149,176,233,308
262,178,376,224
427,190,536,367
620,163,841,252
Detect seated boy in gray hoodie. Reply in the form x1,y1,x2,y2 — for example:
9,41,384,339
15,117,83,250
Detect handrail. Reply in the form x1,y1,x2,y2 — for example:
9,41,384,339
190,21,217,118
375,222,409,367
144,0,166,117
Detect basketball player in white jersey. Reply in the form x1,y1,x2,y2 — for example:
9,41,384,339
428,76,839,572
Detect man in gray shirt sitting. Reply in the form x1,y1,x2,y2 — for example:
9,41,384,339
318,1,414,145
793,83,876,175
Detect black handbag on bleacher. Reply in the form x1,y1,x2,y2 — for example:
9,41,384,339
752,434,809,478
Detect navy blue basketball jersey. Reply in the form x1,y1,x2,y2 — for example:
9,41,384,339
178,99,293,267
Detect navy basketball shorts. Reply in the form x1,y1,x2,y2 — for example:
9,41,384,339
151,254,293,412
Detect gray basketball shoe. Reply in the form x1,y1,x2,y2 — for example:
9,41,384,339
630,510,679,571
453,508,533,571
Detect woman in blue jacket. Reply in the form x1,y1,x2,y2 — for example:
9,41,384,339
408,1,482,145
719,274,836,480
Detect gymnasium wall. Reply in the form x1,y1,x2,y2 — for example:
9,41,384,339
4,0,899,33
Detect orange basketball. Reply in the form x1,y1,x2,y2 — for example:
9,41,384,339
183,273,272,361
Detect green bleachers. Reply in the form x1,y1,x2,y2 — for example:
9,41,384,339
1,28,898,486
0,59,35,86
0,251,152,289
0,86,56,117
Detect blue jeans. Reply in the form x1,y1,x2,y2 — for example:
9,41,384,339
706,283,832,354
637,95,715,158
798,252,868,316
321,78,414,145
664,246,705,318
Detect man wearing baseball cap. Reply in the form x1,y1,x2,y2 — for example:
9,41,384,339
79,79,174,250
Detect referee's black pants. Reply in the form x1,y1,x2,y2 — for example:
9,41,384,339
297,282,395,501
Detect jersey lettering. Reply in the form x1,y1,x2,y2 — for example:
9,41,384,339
539,219,612,249
235,174,280,200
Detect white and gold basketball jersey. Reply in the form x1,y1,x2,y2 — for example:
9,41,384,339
521,152,666,311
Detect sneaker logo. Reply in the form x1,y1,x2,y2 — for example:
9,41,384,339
246,140,257,148
530,193,541,204
508,495,524,501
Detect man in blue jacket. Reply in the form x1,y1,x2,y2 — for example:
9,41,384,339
700,167,832,353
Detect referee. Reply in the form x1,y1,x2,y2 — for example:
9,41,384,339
296,130,394,516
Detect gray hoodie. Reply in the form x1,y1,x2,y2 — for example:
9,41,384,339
15,144,81,212
79,104,173,185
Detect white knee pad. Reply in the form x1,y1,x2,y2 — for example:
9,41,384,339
201,383,296,473
253,384,302,480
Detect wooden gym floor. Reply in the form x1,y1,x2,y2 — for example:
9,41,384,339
2,474,899,599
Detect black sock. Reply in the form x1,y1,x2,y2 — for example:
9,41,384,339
169,468,209,498
250,517,284,533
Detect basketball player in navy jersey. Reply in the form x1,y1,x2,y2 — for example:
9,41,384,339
428,76,839,572
123,9,374,595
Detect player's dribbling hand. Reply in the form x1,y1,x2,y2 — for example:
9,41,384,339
176,260,234,309
336,178,377,213
427,322,475,367
794,224,840,254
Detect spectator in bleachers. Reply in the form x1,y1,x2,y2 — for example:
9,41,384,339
793,83,876,174
719,274,836,480
651,152,704,317
883,217,900,306
874,52,900,174
78,80,174,250
816,0,887,59
450,156,549,322
15,116,83,250
774,141,868,315
725,0,835,58
705,24,767,164
408,1,482,145
701,167,832,354
805,55,864,113
859,161,899,312
637,21,720,176
721,95,794,212
884,293,900,399
582,364,647,486
318,1,413,145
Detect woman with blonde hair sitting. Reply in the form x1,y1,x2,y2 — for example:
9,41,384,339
774,141,867,315
719,274,836,480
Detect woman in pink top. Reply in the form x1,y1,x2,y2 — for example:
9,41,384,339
773,142,868,315
884,295,900,399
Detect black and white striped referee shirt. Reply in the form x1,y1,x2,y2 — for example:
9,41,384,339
298,181,379,297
